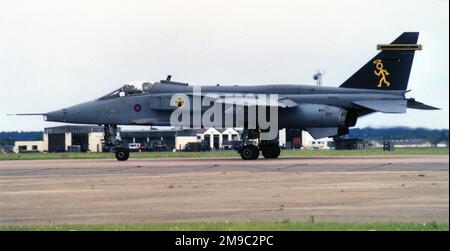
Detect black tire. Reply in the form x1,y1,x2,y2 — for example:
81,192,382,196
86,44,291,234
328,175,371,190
115,148,130,161
261,144,281,159
240,144,259,160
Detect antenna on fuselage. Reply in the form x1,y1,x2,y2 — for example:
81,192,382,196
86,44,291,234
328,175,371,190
313,70,325,86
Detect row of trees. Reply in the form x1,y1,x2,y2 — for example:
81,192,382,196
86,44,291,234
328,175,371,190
0,131,43,146
348,127,449,145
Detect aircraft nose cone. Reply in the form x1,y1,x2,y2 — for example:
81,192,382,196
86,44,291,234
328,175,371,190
45,101,99,124
45,108,68,122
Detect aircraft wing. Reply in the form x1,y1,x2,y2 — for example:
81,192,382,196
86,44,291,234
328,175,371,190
305,127,339,139
212,96,298,108
406,98,440,110
278,98,299,108
352,100,407,113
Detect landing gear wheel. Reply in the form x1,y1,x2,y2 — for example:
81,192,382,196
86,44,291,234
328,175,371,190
115,148,130,161
261,144,281,159
240,144,259,160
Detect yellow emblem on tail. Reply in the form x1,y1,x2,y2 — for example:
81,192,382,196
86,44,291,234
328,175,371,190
373,59,390,88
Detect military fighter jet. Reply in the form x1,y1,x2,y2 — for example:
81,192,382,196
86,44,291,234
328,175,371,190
13,32,439,161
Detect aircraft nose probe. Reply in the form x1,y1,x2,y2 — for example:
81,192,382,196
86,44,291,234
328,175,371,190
7,112,58,121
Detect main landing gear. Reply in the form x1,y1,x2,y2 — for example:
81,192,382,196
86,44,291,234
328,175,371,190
240,144,259,160
237,129,281,160
104,124,129,161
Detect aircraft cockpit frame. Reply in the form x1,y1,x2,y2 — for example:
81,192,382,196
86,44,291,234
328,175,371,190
98,82,153,100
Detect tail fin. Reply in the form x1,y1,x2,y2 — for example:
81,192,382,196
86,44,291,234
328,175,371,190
340,32,421,90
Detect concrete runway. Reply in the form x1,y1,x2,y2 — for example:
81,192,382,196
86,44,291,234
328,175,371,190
0,155,448,226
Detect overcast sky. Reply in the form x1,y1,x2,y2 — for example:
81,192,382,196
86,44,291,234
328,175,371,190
0,0,448,131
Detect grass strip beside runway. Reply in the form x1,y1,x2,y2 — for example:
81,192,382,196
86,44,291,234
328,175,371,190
0,147,448,161
1,221,448,231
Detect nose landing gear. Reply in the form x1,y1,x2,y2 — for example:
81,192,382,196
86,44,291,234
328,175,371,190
103,124,130,161
115,147,130,161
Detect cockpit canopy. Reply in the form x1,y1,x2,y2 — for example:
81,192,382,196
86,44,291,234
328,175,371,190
98,82,153,100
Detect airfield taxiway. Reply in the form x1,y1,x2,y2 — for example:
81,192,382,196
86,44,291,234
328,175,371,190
0,155,448,226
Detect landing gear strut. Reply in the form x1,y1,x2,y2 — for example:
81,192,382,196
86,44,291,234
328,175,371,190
104,124,129,161
237,128,281,160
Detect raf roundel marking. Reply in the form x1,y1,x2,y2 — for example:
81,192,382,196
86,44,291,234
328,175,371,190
134,104,142,112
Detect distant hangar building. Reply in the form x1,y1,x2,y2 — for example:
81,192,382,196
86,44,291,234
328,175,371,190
44,125,104,152
14,125,104,153
13,125,337,153
13,125,241,153
120,127,241,151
